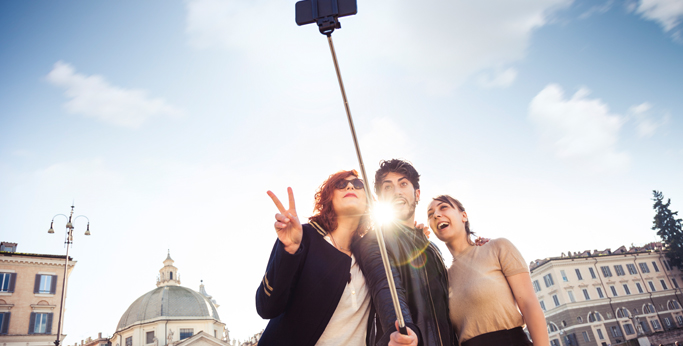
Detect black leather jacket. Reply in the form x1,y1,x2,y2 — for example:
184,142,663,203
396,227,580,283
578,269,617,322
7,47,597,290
353,223,456,346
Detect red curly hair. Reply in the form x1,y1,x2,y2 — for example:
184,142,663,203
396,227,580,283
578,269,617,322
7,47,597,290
309,170,369,238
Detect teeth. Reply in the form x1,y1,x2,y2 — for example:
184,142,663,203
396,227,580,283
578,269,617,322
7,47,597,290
438,222,449,230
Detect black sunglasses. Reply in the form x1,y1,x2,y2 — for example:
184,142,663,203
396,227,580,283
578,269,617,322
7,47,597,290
335,178,365,190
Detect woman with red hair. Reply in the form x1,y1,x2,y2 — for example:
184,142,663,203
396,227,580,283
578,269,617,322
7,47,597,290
256,170,372,346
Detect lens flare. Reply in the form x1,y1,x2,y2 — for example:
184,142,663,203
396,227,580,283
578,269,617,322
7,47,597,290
373,202,395,225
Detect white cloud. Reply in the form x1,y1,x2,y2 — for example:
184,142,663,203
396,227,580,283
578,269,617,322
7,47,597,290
528,84,629,172
634,0,683,37
628,102,669,137
184,0,573,91
476,67,518,88
46,61,183,128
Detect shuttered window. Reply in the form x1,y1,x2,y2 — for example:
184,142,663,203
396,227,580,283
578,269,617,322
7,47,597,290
33,274,57,294
28,312,53,334
0,273,15,293
0,312,11,334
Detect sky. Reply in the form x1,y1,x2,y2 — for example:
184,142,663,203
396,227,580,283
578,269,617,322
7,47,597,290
1,0,682,343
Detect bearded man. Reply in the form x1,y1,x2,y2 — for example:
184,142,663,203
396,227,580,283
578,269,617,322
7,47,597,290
354,159,456,346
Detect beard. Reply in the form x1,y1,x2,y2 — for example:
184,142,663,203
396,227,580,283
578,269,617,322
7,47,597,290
393,194,418,222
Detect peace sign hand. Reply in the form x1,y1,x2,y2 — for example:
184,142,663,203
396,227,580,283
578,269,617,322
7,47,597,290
267,187,303,254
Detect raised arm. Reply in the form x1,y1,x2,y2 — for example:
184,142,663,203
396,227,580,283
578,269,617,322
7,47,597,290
355,229,420,346
255,188,306,319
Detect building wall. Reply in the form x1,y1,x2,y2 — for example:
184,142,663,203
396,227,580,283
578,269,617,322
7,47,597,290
112,319,225,346
0,252,76,346
531,249,683,346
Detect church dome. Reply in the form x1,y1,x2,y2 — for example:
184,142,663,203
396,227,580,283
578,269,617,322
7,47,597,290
117,285,220,331
116,252,221,332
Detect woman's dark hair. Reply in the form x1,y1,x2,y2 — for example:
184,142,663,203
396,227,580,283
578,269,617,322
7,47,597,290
374,159,420,195
432,195,476,245
309,170,369,238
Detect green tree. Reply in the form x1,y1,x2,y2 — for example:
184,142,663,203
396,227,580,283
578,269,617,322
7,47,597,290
652,190,683,267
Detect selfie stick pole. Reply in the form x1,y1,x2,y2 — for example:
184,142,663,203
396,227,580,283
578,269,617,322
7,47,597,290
326,34,408,335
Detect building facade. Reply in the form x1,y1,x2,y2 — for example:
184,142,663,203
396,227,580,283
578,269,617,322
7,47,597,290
530,243,683,346
0,241,77,346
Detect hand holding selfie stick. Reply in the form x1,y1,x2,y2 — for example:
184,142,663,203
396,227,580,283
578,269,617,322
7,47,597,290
295,0,408,335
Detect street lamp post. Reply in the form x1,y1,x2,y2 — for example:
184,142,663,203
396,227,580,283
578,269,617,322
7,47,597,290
48,205,90,346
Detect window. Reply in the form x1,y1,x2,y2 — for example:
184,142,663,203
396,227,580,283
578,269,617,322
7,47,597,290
627,263,638,275
589,312,601,322
677,315,683,326
533,280,541,293
583,288,590,300
544,274,555,287
589,267,597,279
614,265,625,276
126,337,132,346
611,326,623,337
29,312,52,334
673,278,679,288
645,304,656,314
568,291,575,302
146,331,154,344
540,301,546,311
639,262,650,273
34,274,57,294
601,266,613,277
664,260,672,271
660,280,668,290
597,287,604,298
610,286,618,296
636,282,644,293
652,261,660,272
582,331,590,342
648,281,656,292
624,324,635,335
553,295,560,307
575,268,583,280
668,301,681,310
0,273,15,293
548,323,558,332
664,317,672,327
652,319,662,330
550,339,561,346
561,270,568,282
597,328,604,340
617,307,630,318
180,329,193,340
640,321,650,333
623,284,631,295
577,316,583,323
0,312,11,334
170,272,173,280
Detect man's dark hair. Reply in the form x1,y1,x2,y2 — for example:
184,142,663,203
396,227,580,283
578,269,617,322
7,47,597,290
374,159,420,195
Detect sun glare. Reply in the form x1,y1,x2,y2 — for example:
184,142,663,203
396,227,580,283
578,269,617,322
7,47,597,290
373,202,395,225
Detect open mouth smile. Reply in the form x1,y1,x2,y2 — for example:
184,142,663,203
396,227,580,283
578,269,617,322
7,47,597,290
437,221,450,230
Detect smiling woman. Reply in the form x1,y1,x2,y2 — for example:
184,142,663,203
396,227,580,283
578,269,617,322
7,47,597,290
427,195,549,346
255,170,373,346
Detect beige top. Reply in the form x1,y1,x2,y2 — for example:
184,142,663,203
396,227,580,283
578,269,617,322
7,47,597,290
448,238,529,344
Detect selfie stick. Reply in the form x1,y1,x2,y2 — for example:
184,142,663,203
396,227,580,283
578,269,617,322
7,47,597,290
295,0,408,335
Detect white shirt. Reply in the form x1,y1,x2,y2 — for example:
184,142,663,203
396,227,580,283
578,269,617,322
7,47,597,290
315,236,371,346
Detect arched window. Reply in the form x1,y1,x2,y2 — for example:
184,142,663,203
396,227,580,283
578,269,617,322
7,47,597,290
577,316,583,323
644,304,656,314
548,323,559,332
668,301,681,310
589,313,596,322
616,307,630,318
170,272,173,280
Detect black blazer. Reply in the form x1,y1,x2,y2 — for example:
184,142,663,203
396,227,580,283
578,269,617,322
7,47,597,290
256,223,352,346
